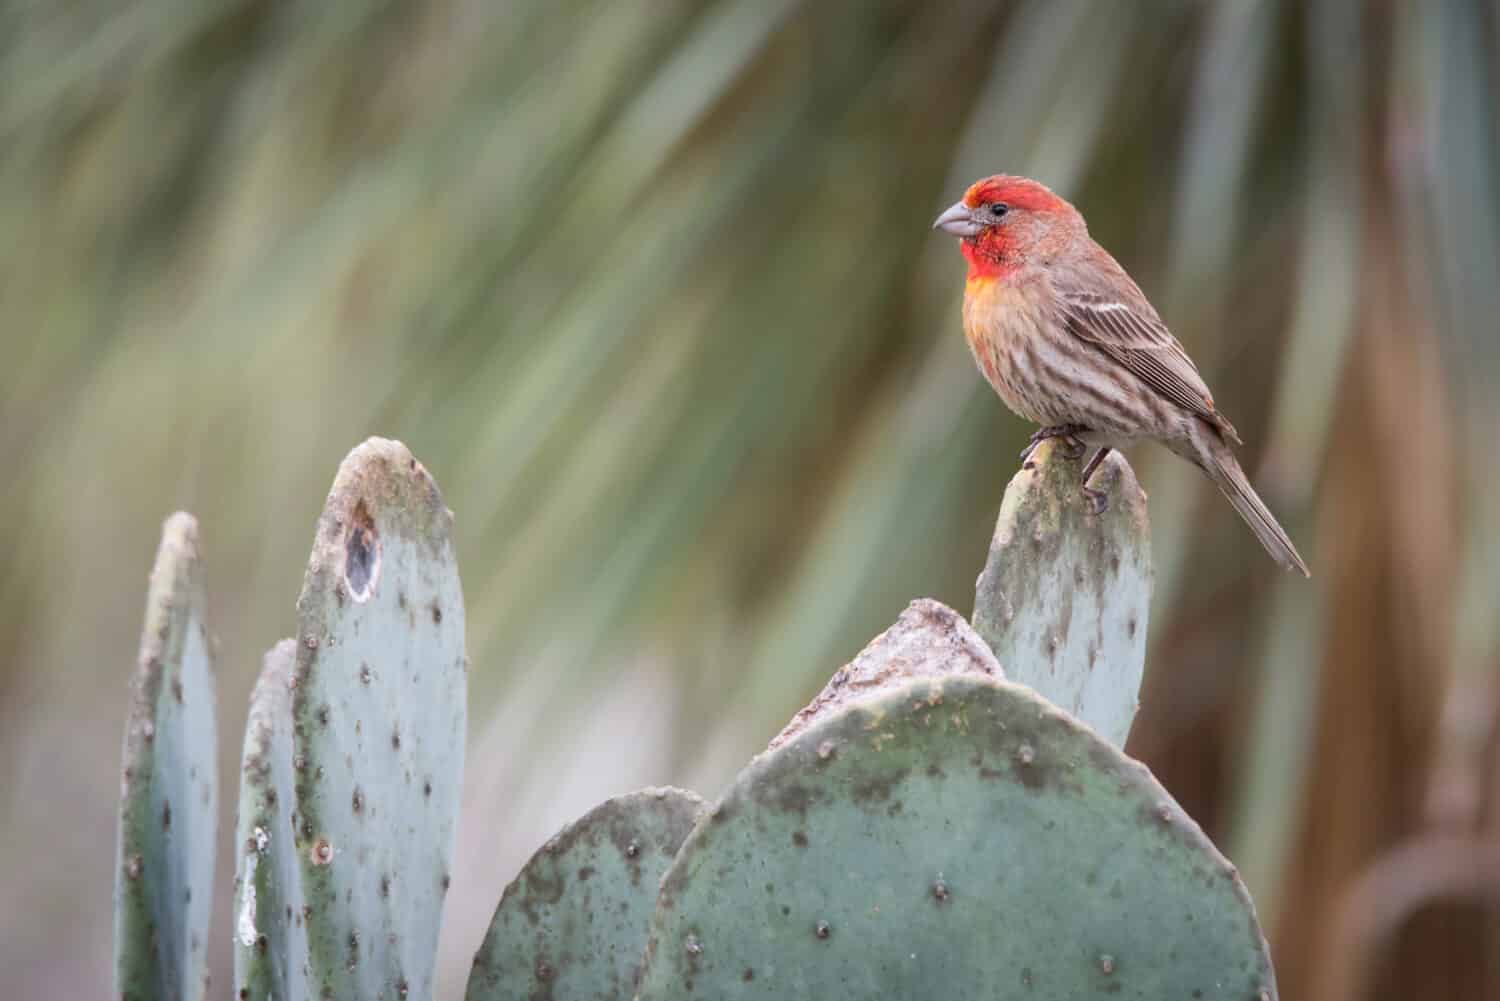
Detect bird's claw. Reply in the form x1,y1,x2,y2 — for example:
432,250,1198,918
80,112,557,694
1079,446,1113,513
1020,424,1088,462
1058,435,1087,460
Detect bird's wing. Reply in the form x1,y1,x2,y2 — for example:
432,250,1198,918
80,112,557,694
1055,269,1241,444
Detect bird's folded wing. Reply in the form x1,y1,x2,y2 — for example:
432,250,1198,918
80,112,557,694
1057,279,1241,444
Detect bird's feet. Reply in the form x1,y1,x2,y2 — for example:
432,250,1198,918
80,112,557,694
1019,424,1089,464
1079,446,1113,514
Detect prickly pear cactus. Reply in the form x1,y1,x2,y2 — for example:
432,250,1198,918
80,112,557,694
972,439,1151,745
283,438,467,1001
465,787,706,1001
635,600,1276,1001
233,639,311,1001
114,513,218,1001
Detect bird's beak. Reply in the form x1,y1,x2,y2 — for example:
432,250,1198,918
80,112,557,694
932,200,983,238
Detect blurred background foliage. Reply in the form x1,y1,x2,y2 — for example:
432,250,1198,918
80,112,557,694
2,0,1498,997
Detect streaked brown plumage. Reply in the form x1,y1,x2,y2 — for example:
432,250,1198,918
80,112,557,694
934,174,1309,576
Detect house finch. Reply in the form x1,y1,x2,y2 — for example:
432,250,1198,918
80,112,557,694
934,174,1309,576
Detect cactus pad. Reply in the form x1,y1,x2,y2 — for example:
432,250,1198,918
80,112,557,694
972,439,1151,745
233,639,312,1001
635,600,1275,1001
289,438,467,1000
114,513,218,1001
465,787,706,1001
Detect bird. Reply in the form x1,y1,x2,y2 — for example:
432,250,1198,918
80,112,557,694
933,174,1309,577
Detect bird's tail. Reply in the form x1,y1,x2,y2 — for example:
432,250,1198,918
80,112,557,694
1189,432,1310,577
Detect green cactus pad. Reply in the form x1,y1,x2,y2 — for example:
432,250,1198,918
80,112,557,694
972,439,1151,746
465,787,706,1001
114,512,218,1001
290,438,467,1001
635,600,1275,1001
233,639,312,1001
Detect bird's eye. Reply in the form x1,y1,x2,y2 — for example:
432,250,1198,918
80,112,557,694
989,203,1009,219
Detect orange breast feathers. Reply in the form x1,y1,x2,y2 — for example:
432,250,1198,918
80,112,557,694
961,275,1046,388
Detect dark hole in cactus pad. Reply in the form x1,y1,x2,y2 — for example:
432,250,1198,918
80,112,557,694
344,499,380,602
